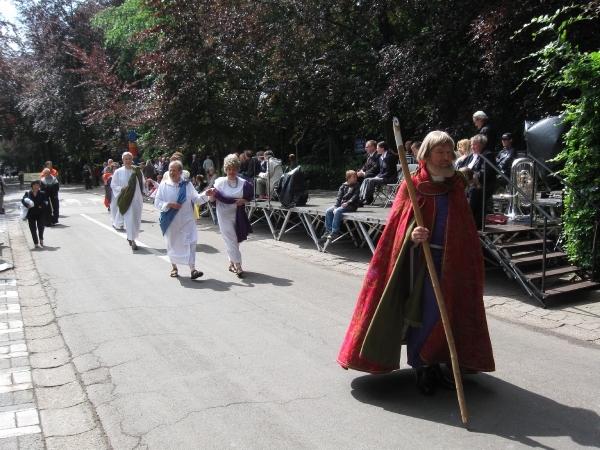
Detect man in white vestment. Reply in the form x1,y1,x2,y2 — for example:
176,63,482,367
154,161,211,278
111,152,146,250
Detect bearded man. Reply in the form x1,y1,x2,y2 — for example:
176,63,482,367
337,130,495,396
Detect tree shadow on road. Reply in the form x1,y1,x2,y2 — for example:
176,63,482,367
350,370,600,448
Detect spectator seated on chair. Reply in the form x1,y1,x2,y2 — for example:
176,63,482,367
455,139,471,168
359,141,398,205
239,150,261,181
206,167,218,188
255,150,283,199
356,140,380,186
322,170,360,240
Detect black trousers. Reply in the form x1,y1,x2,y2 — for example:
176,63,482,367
27,215,44,245
49,196,59,224
85,178,92,190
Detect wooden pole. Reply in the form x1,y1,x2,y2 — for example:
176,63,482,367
392,118,469,423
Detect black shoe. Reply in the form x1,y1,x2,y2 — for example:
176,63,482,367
431,364,456,391
413,366,437,396
329,232,340,240
321,231,331,239
357,200,364,208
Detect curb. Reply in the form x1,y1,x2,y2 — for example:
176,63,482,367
4,201,111,450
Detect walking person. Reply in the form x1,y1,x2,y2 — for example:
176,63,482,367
154,161,211,279
337,131,494,396
111,152,146,250
82,165,93,190
22,180,49,248
206,154,253,277
40,168,60,226
106,163,124,229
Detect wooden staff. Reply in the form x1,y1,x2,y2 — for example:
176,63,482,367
392,117,469,423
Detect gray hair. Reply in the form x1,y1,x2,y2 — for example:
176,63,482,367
169,160,183,171
417,131,456,161
223,154,241,170
470,134,488,148
122,151,133,159
473,110,488,120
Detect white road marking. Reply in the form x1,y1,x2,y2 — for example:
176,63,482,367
80,214,170,263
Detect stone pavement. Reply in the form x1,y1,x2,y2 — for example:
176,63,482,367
0,210,44,449
0,200,108,450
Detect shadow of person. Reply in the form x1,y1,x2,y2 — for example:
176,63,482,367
196,244,219,254
350,370,600,447
175,277,239,292
228,272,293,287
37,245,60,252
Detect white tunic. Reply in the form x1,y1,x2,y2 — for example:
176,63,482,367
111,167,146,240
214,177,246,264
154,180,209,265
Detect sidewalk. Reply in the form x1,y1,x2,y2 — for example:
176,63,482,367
0,185,108,449
0,206,44,448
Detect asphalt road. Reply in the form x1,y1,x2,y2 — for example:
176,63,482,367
12,185,600,449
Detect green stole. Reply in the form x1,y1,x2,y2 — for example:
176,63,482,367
117,166,144,215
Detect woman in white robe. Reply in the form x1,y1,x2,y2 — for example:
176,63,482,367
207,154,253,277
111,152,146,250
154,161,210,278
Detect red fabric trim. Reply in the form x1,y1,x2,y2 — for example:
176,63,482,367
336,165,495,373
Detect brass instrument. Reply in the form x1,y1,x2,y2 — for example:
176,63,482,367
507,157,536,220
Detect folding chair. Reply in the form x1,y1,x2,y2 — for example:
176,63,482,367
381,163,418,208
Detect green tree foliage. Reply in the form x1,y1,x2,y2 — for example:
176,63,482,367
521,4,600,270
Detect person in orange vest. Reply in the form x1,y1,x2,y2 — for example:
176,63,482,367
39,161,58,178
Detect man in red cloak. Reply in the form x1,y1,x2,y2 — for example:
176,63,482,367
337,130,495,396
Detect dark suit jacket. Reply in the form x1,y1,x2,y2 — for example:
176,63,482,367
361,152,380,178
191,159,200,177
376,151,399,184
478,123,497,153
461,150,496,195
496,146,517,177
243,158,262,179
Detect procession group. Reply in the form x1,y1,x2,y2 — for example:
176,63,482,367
21,115,499,398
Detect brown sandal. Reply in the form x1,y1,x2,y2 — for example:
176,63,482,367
228,263,237,274
170,268,179,277
235,267,244,278
190,270,203,280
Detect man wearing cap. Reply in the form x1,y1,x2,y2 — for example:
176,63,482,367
496,133,518,188
472,111,496,153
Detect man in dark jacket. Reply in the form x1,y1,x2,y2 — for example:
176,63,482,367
473,110,497,154
357,140,380,186
359,141,398,205
496,132,518,189
191,154,200,177
240,150,262,181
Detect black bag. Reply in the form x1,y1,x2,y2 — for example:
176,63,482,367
275,166,309,208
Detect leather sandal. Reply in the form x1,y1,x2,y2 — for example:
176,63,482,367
131,242,139,250
235,266,244,278
228,263,237,274
190,270,203,280
170,268,179,277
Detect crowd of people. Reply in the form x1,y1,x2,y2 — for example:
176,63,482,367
351,110,519,229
